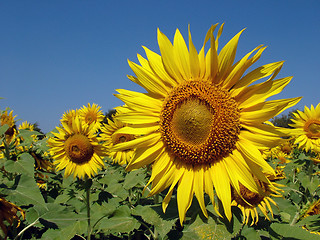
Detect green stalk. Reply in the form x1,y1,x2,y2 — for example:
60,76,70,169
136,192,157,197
85,176,92,240
308,160,314,182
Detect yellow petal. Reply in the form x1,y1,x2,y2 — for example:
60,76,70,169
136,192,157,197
217,29,245,82
210,161,232,221
157,28,183,81
236,77,292,109
128,60,169,96
188,25,200,79
177,167,194,225
173,28,191,80
126,140,164,171
237,138,275,175
143,46,177,86
112,132,161,151
193,165,208,218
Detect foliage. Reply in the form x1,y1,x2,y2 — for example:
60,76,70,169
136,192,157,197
1,115,320,239
271,109,298,128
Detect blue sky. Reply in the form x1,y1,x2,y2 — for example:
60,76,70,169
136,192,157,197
1,1,319,133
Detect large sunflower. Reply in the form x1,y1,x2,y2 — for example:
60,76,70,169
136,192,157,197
113,24,301,223
289,103,320,153
48,116,106,179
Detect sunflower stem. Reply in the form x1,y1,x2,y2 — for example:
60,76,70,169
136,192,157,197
290,211,300,226
84,176,92,240
154,193,159,204
308,160,314,182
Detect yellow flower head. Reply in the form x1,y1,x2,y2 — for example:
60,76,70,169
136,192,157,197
0,197,25,238
231,175,282,225
0,110,17,144
289,103,320,153
79,103,104,131
61,109,79,127
48,116,107,179
102,109,135,165
303,199,320,218
113,24,301,224
18,121,34,131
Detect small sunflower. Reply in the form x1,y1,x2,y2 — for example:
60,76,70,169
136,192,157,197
289,103,320,153
18,121,34,131
48,116,106,179
61,109,79,127
0,109,17,144
16,121,38,151
302,199,320,218
231,176,282,225
79,103,104,131
102,109,136,165
113,24,301,223
0,197,25,238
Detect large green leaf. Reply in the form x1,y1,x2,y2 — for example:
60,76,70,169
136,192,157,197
4,152,35,177
41,220,87,240
34,203,87,228
270,222,320,239
240,225,261,240
6,174,47,211
98,205,140,235
90,199,119,230
132,205,176,238
182,214,234,240
123,168,146,190
0,124,9,136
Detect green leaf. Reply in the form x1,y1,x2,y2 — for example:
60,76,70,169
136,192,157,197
41,221,86,240
91,199,119,230
132,205,176,238
241,225,261,239
6,174,48,211
99,206,140,234
182,214,233,240
4,152,35,177
54,192,71,204
106,182,129,200
270,222,320,240
0,124,9,136
34,203,87,228
123,169,146,189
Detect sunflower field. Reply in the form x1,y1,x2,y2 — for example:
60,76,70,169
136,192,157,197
1,24,320,240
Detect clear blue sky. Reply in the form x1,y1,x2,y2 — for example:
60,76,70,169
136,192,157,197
1,1,319,133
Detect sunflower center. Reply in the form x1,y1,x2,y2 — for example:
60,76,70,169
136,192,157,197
172,98,213,145
281,145,292,154
85,114,96,124
233,179,268,207
65,134,94,164
160,80,240,165
304,120,320,139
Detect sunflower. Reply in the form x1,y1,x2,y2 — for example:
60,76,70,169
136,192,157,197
289,103,320,153
231,175,282,225
0,109,17,144
0,197,25,238
18,121,34,131
113,24,301,223
79,103,104,132
61,109,79,127
102,109,135,165
48,116,107,179
301,199,320,235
